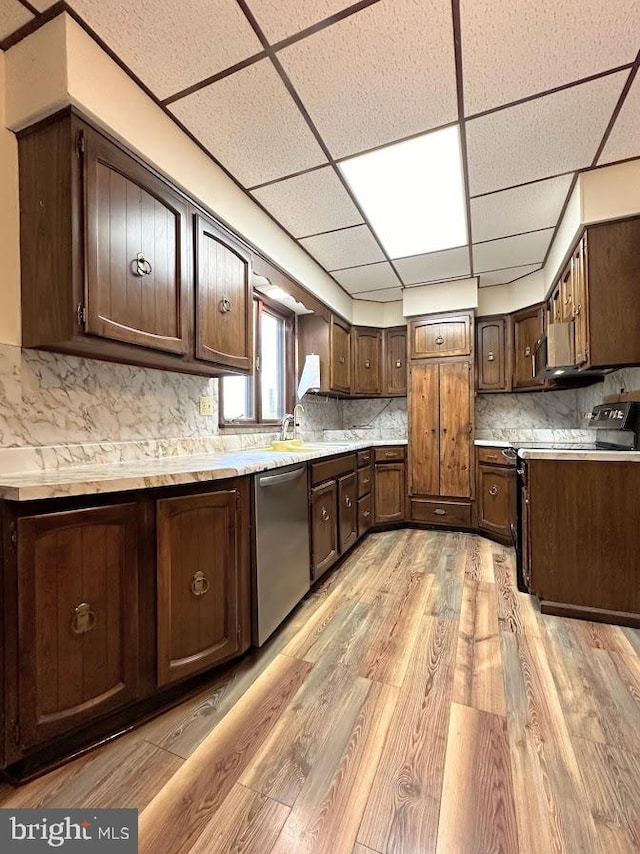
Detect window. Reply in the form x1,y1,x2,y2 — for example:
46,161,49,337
220,295,293,425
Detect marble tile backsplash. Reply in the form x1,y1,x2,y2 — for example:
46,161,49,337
298,394,408,442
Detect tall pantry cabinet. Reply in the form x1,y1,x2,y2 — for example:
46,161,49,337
408,311,475,528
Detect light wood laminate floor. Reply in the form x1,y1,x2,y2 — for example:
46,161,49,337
3,530,640,853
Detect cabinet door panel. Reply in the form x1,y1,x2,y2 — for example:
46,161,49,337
512,305,545,389
330,320,351,392
338,472,358,553
573,237,589,366
311,481,338,580
85,131,188,354
410,315,470,359
157,491,240,687
477,317,508,391
409,363,440,496
478,465,516,541
18,505,140,748
195,215,252,371
383,327,407,395
353,328,382,395
374,463,406,523
439,361,472,498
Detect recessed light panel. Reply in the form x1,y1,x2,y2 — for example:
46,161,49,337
338,125,467,259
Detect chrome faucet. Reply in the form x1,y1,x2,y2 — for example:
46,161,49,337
280,413,295,441
293,402,305,441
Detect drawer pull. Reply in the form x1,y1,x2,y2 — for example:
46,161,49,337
191,570,210,597
363,477,370,485
131,251,152,277
435,336,444,345
339,355,345,364
321,506,330,522
71,602,96,635
385,451,395,457
345,496,353,508
434,508,447,516
489,485,499,496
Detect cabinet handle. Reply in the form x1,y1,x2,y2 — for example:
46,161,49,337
219,296,232,313
435,336,444,345
574,304,582,317
364,360,371,368
339,355,345,364
191,570,210,597
71,602,96,635
321,506,330,522
363,477,370,485
434,509,447,516
363,510,371,518
487,351,495,362
132,252,152,277
524,346,532,357
345,496,352,508
395,360,402,368
385,451,395,457
489,485,499,496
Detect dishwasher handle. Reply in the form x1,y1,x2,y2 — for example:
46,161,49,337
258,467,306,487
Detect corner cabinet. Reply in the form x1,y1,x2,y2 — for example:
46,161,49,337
373,446,406,524
18,108,253,378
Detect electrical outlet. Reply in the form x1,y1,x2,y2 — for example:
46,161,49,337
199,395,214,416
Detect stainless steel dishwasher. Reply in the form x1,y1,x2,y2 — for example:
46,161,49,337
254,463,310,645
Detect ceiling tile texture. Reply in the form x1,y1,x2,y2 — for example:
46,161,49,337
4,1,640,301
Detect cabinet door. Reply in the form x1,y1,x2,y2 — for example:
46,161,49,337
478,465,516,541
439,361,473,498
559,264,574,323
157,491,241,687
330,319,351,393
357,494,372,538
476,316,509,392
338,472,358,553
352,328,382,395
311,481,338,580
383,327,407,395
410,314,471,359
195,214,253,372
409,363,440,496
17,504,140,748
573,237,590,367
84,128,189,354
512,305,545,389
374,463,406,523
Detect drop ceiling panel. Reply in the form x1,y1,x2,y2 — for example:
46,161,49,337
352,287,404,302
170,59,327,188
332,262,399,292
466,72,627,196
245,0,357,42
461,0,640,115
599,73,640,165
479,264,541,288
0,0,33,40
67,0,263,99
252,167,363,236
470,174,573,242
278,0,457,158
394,246,470,286
300,225,385,270
473,229,554,273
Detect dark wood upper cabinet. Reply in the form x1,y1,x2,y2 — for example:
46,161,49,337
16,504,140,749
84,127,189,355
156,489,247,687
476,316,510,392
352,327,382,396
330,318,351,393
195,214,252,372
512,304,545,390
382,326,407,396
298,314,351,395
409,313,471,360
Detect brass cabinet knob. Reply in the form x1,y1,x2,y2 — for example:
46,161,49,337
191,570,210,596
345,496,352,508
131,252,152,277
363,477,370,485
321,506,330,522
71,602,96,635
218,296,232,313
487,351,495,362
489,485,499,496
339,355,346,364
395,360,402,368
435,336,444,345
363,510,371,518
524,346,532,357
364,360,371,368
434,508,446,516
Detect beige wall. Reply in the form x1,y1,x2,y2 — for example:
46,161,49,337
351,299,405,327
0,51,21,346
477,270,546,316
402,278,478,317
581,158,640,223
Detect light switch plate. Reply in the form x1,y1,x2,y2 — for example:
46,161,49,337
199,395,214,416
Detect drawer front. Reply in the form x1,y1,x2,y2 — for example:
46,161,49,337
358,465,373,498
358,494,372,538
477,446,517,467
374,446,406,463
311,453,356,486
410,498,472,528
357,449,372,468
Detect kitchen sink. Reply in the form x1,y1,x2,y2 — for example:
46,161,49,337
257,440,353,452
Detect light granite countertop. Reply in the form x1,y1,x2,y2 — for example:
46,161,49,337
0,440,407,502
518,448,640,462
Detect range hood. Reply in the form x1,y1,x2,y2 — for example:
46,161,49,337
533,323,606,383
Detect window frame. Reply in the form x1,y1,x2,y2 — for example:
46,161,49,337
219,292,295,427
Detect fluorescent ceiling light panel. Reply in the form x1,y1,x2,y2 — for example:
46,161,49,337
338,125,467,259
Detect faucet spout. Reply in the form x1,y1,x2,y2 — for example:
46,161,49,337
280,413,294,441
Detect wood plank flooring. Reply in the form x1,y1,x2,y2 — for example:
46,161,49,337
3,529,640,853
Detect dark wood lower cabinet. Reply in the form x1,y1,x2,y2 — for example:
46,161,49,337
477,464,516,544
15,504,141,751
374,461,406,524
156,490,244,687
310,480,338,580
338,472,358,552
